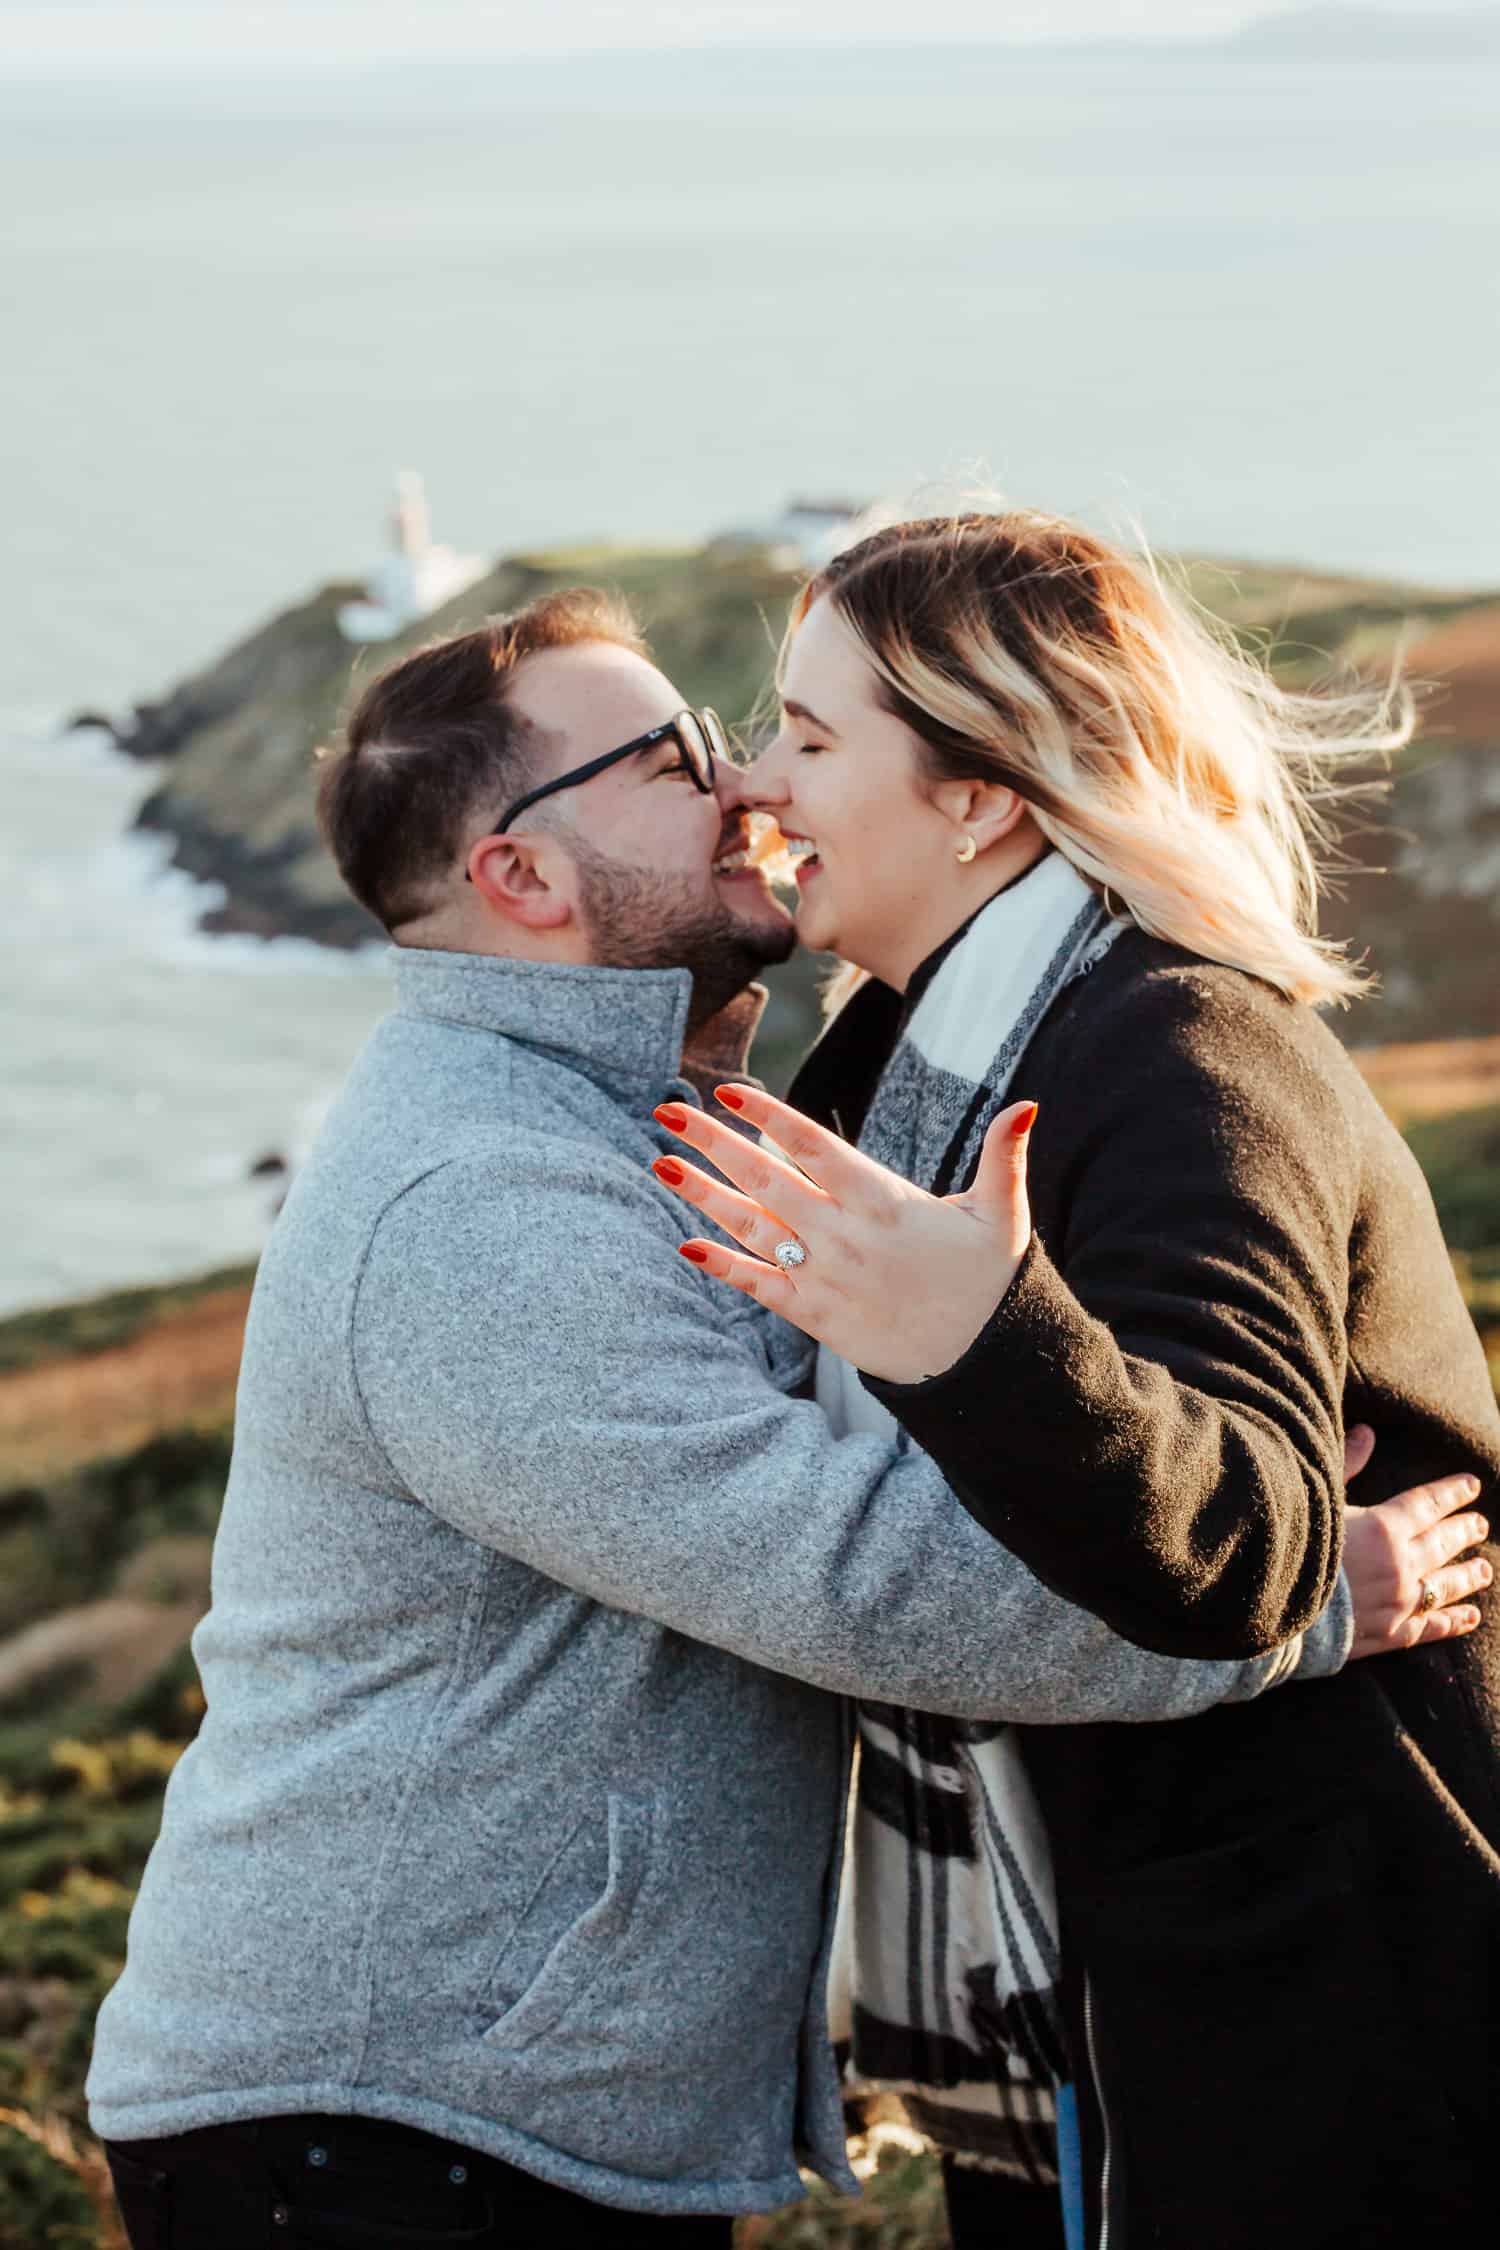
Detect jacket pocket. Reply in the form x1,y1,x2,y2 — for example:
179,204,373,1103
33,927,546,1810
481,1794,655,2054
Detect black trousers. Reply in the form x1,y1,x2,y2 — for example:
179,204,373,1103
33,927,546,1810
941,2157,1066,2250
104,2113,735,2250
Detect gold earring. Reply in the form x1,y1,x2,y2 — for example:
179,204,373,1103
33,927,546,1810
955,835,977,865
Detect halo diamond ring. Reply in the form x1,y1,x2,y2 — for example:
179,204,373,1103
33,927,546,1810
772,1237,809,1273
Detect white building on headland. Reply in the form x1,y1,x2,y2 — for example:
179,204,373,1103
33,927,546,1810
337,473,487,644
771,497,883,569
711,495,895,571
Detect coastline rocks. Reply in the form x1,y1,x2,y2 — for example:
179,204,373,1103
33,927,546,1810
121,575,427,949
131,792,378,950
120,582,366,764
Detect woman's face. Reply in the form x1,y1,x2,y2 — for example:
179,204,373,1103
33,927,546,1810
736,595,974,986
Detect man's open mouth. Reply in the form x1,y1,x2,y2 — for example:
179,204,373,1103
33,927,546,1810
711,817,820,887
711,813,787,880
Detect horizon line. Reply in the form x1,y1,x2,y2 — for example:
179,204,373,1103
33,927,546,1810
7,30,1497,81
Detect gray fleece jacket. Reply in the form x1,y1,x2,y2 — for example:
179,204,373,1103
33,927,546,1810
86,949,1351,2216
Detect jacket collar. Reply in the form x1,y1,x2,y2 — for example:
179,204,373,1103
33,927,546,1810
788,853,1073,1144
391,946,693,1103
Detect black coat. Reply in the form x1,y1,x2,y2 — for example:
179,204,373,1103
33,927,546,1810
790,929,1500,2249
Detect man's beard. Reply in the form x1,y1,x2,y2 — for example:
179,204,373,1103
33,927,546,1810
569,840,795,1031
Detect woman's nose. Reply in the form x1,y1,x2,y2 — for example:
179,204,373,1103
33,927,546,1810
713,756,787,813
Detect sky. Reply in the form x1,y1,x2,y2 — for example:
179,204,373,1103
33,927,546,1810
2,0,1472,75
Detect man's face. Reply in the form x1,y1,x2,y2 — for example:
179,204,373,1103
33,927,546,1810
503,642,796,1017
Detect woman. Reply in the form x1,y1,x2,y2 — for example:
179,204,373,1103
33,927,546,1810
650,512,1500,2248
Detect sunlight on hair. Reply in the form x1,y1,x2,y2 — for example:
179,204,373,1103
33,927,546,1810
785,508,1414,1009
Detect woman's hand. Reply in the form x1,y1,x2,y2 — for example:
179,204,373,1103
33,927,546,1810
1340,1424,1490,1656
650,1084,1036,1385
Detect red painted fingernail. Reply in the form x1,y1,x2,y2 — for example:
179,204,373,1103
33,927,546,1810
652,1157,686,1186
1012,1101,1039,1136
715,1085,746,1111
654,1104,689,1131
678,1243,710,1265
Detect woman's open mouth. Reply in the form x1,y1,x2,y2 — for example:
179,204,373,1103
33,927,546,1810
781,831,822,885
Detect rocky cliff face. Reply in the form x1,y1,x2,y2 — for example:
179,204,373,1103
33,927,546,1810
1325,735,1500,1045
113,546,1500,1060
123,567,536,949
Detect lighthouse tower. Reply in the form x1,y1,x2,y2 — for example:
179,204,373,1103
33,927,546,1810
338,473,486,644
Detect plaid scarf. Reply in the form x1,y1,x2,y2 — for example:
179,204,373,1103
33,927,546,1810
820,854,1123,2181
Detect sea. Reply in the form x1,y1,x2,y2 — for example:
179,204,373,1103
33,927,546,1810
1,43,1497,1314
1,724,391,1317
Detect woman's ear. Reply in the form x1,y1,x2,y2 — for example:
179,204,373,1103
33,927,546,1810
932,776,1031,853
467,833,574,929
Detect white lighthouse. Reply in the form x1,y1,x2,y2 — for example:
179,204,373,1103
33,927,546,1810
337,472,487,644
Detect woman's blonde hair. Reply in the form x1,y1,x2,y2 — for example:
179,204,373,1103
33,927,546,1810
784,510,1413,1008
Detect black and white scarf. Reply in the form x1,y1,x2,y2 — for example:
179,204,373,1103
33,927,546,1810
820,852,1124,2181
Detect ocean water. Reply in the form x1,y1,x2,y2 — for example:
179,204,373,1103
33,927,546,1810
2,47,1497,711
1,44,1497,1312
0,721,390,1316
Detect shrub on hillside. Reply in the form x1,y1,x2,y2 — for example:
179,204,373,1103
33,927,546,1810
0,2123,102,2250
0,1430,231,1643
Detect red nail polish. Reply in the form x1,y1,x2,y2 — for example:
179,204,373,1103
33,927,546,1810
678,1243,710,1265
715,1085,746,1111
654,1104,689,1131
653,1157,686,1186
1011,1101,1039,1136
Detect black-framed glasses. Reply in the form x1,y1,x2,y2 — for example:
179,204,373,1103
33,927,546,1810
491,707,730,837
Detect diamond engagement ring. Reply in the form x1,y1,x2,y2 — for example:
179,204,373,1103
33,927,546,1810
1417,1577,1438,1614
772,1237,809,1273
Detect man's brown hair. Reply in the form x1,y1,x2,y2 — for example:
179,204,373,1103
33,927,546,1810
317,587,647,932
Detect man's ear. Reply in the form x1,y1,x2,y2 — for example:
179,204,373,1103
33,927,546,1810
466,833,574,930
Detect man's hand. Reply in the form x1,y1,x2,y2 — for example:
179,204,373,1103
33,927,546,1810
1342,1424,1490,1658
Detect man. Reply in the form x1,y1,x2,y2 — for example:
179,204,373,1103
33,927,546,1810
86,590,1480,2248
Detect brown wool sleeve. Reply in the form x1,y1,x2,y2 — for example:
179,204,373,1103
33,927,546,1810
862,970,1354,1659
